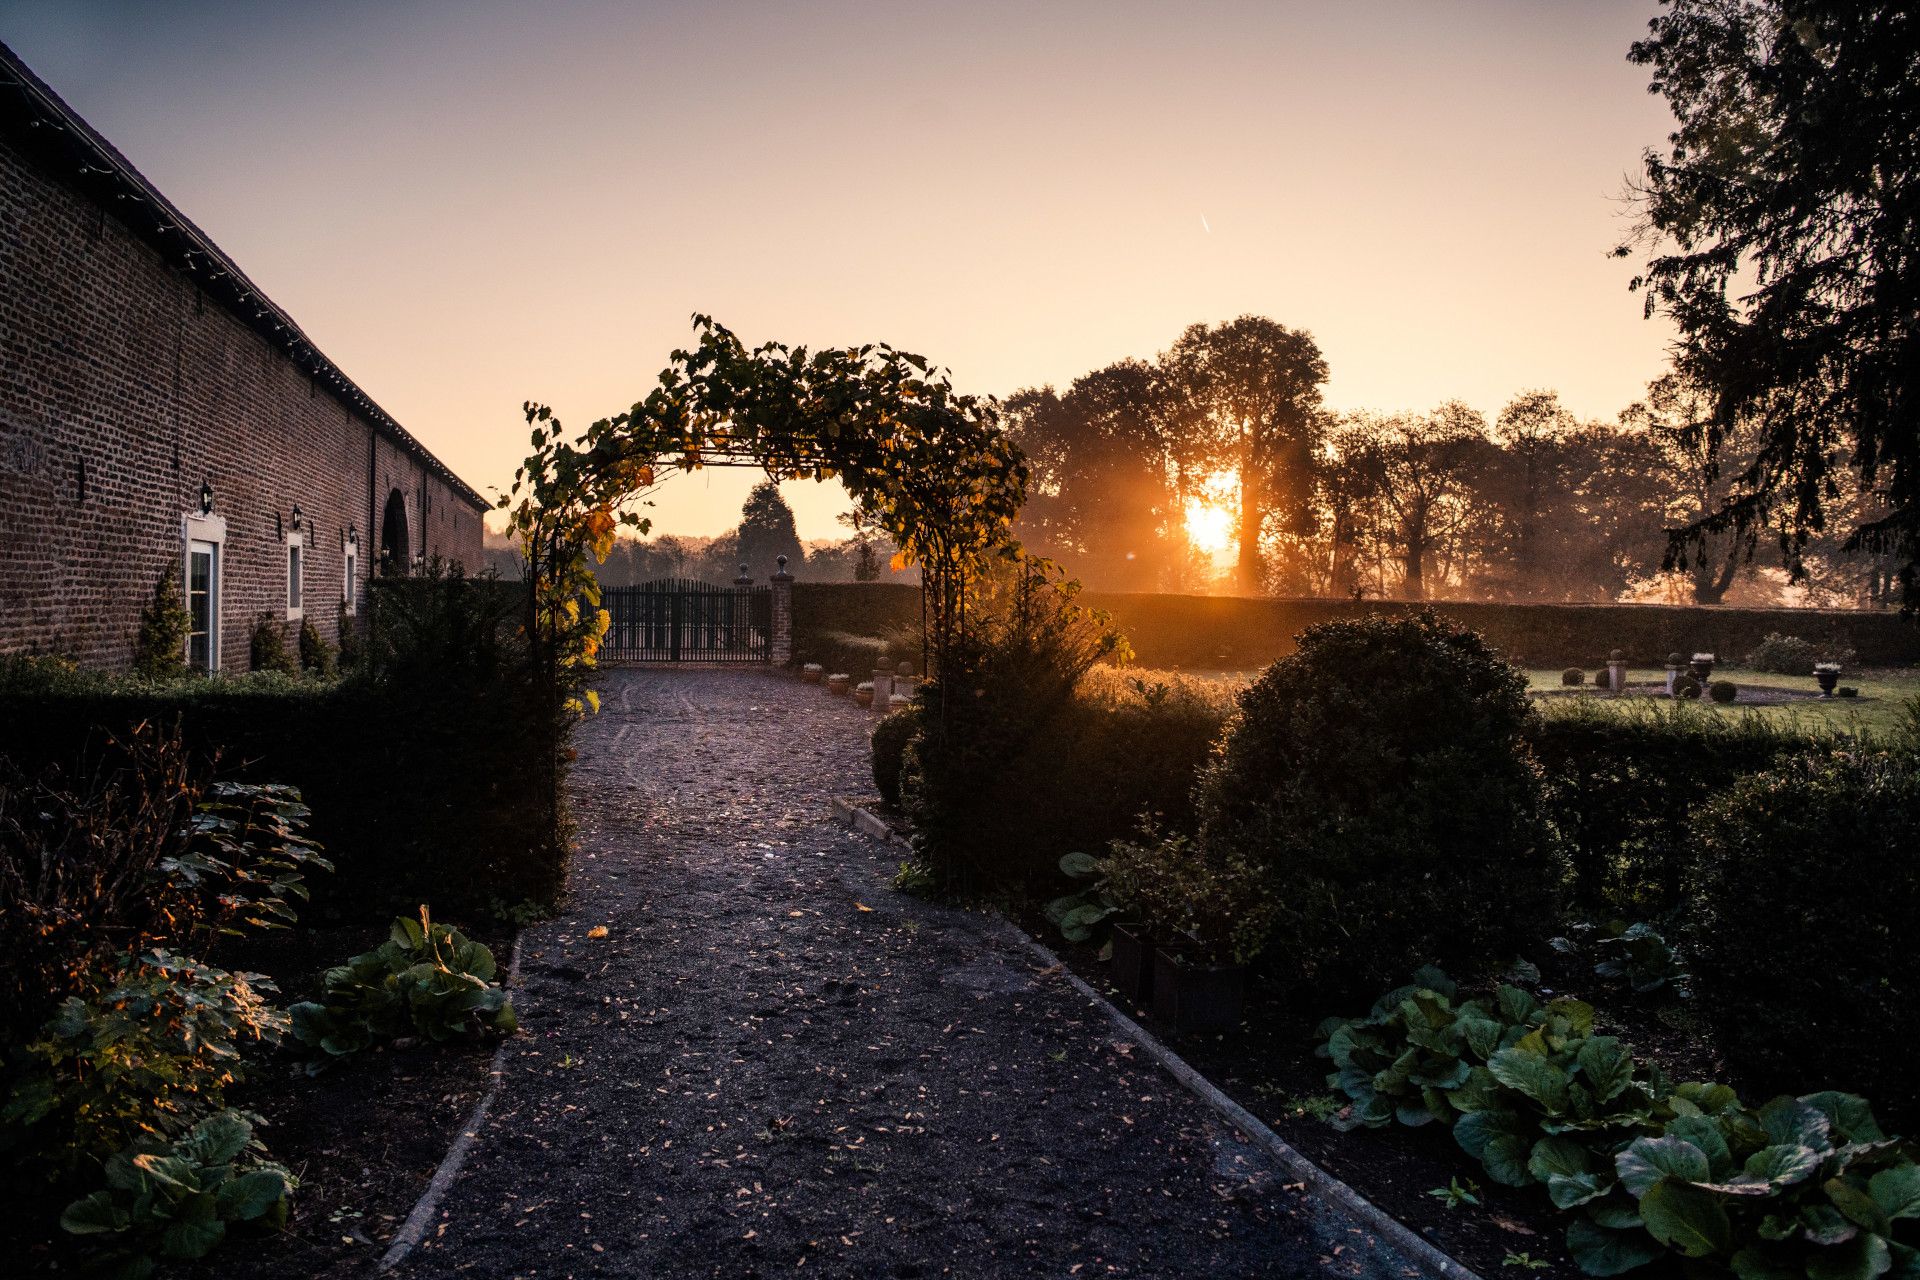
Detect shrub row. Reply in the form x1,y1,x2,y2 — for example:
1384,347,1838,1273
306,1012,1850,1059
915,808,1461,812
0,575,569,916
797,582,1920,670
896,609,1920,1131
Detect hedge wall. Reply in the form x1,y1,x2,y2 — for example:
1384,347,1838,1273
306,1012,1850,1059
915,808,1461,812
793,583,1917,670
0,579,566,918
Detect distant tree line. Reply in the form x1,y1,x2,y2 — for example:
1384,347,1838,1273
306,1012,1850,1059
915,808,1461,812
484,480,907,586
1006,317,1897,607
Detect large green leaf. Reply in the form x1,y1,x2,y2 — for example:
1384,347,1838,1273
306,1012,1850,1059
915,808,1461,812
1870,1165,1920,1220
214,1169,288,1222
1760,1097,1832,1151
1618,1137,1713,1197
1639,1180,1732,1258
1737,1144,1822,1190
185,1111,253,1167
1551,1172,1613,1210
1566,1218,1664,1277
1058,851,1101,879
1663,1115,1733,1176
1577,1036,1635,1104
158,1193,226,1261
1455,1107,1529,1159
1497,985,1540,1025
1804,1093,1886,1145
1489,1047,1571,1112
1531,1136,1591,1183
1806,1233,1893,1280
1482,1135,1535,1187
59,1190,131,1236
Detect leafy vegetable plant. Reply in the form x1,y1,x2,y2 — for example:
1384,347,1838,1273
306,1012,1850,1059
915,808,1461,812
290,906,515,1064
60,1109,292,1279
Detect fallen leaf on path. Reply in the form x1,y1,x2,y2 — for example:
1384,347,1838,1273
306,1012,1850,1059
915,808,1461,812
856,903,874,912
587,926,609,939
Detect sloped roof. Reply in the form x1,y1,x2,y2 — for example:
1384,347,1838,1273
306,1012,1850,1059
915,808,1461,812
0,39,490,512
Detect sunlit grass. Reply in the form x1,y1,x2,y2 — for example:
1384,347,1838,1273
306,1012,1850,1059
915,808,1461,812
1090,661,1920,740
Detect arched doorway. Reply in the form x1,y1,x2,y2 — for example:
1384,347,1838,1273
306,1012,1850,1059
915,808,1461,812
380,488,410,575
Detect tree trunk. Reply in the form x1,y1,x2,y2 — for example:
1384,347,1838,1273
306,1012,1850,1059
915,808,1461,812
1236,484,1264,593
1690,552,1738,605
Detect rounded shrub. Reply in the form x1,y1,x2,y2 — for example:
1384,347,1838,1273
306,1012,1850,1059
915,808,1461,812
1708,679,1737,703
870,706,920,808
1592,668,1611,689
1194,611,1562,994
1685,751,1920,1125
1673,674,1702,699
1561,667,1584,687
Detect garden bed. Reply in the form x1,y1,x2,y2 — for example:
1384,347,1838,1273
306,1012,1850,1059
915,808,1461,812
1,921,511,1279
1019,908,1732,1280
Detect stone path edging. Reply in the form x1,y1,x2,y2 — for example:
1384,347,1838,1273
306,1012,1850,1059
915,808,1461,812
374,934,526,1275
828,796,1484,1280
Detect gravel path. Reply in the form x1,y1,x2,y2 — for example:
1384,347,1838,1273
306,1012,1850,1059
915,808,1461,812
395,668,1423,1279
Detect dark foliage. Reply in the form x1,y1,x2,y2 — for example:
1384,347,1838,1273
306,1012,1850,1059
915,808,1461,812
248,614,297,676
904,563,1122,891
1530,703,1809,915
132,568,190,680
1627,2,1920,600
869,707,920,808
1685,749,1920,1125
1194,612,1562,994
0,572,567,916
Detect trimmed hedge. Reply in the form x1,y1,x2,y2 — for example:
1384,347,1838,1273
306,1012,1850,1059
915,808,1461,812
1193,613,1563,995
1529,701,1820,916
792,583,1919,670
0,579,566,917
1685,749,1920,1126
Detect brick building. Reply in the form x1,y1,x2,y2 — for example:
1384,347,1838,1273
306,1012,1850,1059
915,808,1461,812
0,41,487,672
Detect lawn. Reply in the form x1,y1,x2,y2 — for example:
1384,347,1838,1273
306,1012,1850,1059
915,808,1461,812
1097,662,1920,739
1523,664,1920,738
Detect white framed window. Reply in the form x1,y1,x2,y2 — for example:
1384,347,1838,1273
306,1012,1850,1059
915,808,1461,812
342,531,359,616
285,530,304,620
183,512,226,673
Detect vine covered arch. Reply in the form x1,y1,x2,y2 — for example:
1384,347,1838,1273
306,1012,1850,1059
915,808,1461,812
503,316,1030,701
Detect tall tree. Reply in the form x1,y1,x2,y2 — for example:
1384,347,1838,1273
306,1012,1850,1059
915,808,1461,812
734,480,805,577
1157,317,1329,592
1336,403,1490,601
1625,1,1920,603
1006,360,1181,588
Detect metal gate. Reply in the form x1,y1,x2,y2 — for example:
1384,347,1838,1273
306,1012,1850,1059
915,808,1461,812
599,579,772,663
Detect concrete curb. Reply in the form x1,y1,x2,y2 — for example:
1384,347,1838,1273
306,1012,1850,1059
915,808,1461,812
829,796,1484,1280
375,932,527,1275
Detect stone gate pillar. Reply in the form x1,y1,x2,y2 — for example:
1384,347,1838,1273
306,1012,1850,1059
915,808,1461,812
770,555,794,665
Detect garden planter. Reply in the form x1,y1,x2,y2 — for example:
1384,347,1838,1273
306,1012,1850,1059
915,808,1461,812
1150,947,1246,1034
854,682,874,708
801,663,824,684
1815,666,1841,697
1689,652,1716,684
1108,922,1155,1007
826,673,851,695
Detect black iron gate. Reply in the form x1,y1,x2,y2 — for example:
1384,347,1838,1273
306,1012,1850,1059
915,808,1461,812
600,579,771,663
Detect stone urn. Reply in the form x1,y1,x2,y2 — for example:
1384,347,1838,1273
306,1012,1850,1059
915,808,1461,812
826,673,851,695
801,663,824,684
1815,662,1842,697
1689,652,1716,684
853,681,875,708
887,693,912,712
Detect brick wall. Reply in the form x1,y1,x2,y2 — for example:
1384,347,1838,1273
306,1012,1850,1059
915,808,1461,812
0,131,484,671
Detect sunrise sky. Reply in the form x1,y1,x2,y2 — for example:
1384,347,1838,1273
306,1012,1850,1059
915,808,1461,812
0,0,1679,541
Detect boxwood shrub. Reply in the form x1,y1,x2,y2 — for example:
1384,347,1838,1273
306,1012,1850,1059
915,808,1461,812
1684,749,1920,1126
1194,611,1563,995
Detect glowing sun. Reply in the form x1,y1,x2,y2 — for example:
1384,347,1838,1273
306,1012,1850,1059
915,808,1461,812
1183,469,1238,559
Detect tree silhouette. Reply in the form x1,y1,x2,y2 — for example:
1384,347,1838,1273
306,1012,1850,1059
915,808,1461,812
734,479,804,577
1156,317,1329,592
1625,1,1920,604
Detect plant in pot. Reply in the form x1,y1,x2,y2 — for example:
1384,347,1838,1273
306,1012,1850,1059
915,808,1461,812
1124,835,1276,1035
1814,660,1842,697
